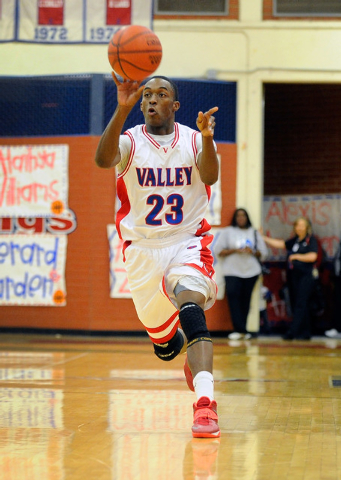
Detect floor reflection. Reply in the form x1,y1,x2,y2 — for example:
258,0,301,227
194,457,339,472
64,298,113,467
0,335,341,479
0,350,68,480
183,438,220,480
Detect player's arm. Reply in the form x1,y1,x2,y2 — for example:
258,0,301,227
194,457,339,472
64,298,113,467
196,107,219,185
95,73,144,169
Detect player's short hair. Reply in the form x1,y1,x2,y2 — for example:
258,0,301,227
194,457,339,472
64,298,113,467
148,75,179,101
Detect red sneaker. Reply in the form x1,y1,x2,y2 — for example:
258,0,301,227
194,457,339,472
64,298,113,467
192,396,220,438
184,354,194,392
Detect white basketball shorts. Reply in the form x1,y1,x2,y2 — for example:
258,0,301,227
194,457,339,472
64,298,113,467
123,233,217,344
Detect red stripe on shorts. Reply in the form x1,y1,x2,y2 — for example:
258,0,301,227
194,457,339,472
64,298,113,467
146,311,180,344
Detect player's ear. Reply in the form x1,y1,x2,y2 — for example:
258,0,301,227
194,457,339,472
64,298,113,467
173,101,180,112
140,102,143,111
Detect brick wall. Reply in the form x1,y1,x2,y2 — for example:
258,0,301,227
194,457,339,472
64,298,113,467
263,0,341,20
154,0,238,20
264,83,341,195
0,137,236,332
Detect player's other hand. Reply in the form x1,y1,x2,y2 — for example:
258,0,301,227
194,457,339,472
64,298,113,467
112,72,144,108
196,107,218,137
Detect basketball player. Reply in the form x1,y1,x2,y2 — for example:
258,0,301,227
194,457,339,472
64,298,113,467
95,73,220,438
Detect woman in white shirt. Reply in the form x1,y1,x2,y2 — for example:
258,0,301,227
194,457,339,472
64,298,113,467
214,208,268,339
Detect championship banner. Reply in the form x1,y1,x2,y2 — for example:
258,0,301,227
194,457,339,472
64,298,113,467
263,194,341,260
0,0,16,41
85,0,153,43
18,0,83,43
15,0,153,44
0,145,69,218
0,234,67,306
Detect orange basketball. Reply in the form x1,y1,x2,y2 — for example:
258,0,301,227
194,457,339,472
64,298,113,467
108,25,162,81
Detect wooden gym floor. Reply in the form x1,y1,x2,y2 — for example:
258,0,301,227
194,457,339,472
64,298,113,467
1,333,341,480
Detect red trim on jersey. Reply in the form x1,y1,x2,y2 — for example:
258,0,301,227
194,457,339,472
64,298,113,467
193,132,212,203
192,130,211,198
171,123,179,148
161,276,171,301
186,234,215,278
116,177,131,240
195,219,212,237
122,240,131,262
118,130,135,177
192,131,199,168
187,261,215,280
142,123,180,151
142,124,160,149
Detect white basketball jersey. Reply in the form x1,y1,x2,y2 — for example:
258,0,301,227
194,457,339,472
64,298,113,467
116,122,212,241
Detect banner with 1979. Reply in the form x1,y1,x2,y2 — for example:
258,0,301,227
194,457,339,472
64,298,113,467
0,0,153,43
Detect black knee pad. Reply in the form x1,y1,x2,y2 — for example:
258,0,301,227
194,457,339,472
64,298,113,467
153,329,184,361
179,302,212,348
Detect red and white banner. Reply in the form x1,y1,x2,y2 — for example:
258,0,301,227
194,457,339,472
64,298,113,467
85,0,153,43
263,194,341,260
0,0,16,41
0,234,67,306
0,145,69,218
0,210,77,235
11,0,153,43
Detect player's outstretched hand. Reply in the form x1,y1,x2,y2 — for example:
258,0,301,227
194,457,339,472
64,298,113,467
196,107,219,137
111,72,145,108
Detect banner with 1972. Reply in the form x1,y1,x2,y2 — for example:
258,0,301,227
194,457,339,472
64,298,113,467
0,0,153,43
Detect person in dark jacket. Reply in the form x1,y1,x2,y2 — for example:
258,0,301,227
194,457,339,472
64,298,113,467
262,217,318,340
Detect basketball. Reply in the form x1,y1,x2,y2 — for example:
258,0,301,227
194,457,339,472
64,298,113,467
108,25,162,81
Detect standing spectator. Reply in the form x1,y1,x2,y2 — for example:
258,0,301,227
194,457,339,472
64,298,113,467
214,208,268,340
259,283,272,334
325,239,341,338
262,217,318,340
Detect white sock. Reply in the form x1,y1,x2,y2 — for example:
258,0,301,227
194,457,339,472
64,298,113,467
193,371,214,401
